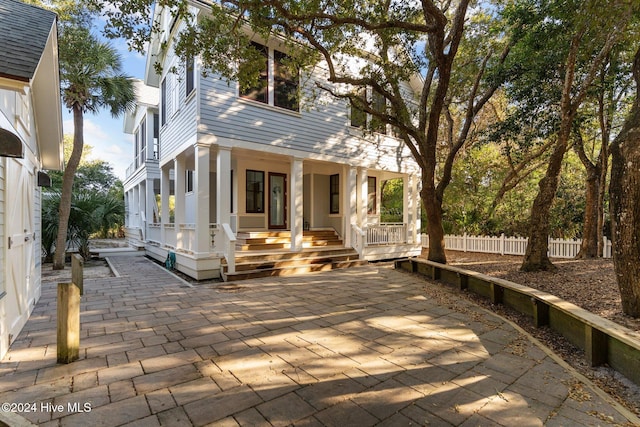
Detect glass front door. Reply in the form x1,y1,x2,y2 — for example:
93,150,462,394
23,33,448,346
269,173,287,229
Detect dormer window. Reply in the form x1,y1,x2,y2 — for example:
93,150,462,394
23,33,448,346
239,42,299,112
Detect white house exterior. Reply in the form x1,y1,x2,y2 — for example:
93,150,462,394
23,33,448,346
0,0,63,358
124,2,422,280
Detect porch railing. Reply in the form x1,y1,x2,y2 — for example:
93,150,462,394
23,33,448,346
147,223,161,246
164,224,176,249
366,223,407,245
351,224,366,259
178,223,196,253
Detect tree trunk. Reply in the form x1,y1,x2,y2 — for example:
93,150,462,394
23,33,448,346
520,133,568,271
576,171,600,258
53,105,84,270
422,176,446,264
609,48,640,317
610,109,640,317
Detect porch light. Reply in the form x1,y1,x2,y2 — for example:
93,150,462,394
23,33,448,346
0,128,24,158
37,171,52,187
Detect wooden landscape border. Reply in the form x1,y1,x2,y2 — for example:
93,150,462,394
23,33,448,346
395,257,640,386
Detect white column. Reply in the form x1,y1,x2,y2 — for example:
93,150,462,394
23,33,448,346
160,164,170,245
345,166,357,248
146,178,155,224
133,185,140,228
403,175,410,244
358,167,368,227
174,156,185,249
194,143,211,255
216,146,232,226
290,157,304,251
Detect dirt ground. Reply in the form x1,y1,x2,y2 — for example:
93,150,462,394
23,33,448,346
423,250,640,417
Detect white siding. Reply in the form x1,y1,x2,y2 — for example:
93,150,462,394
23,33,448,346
158,48,197,162
198,73,417,174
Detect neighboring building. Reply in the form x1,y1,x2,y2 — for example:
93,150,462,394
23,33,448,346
123,80,160,250
0,0,63,358
123,3,422,281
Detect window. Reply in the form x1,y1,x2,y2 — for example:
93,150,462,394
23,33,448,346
161,78,167,126
140,118,146,165
153,113,159,159
274,50,299,111
134,130,139,168
350,87,387,134
371,91,387,134
330,174,340,214
246,170,265,213
186,170,194,193
367,176,376,214
350,87,366,128
186,56,195,96
239,42,268,104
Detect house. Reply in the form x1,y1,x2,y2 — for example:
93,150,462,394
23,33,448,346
0,0,63,358
123,2,422,281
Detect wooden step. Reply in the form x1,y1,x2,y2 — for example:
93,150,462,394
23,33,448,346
234,248,357,263
232,253,361,272
223,259,368,282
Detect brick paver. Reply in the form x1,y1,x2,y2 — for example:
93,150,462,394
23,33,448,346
0,256,637,426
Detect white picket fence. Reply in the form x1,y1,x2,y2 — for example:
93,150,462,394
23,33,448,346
420,233,613,259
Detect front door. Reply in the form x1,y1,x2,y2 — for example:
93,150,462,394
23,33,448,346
269,173,287,229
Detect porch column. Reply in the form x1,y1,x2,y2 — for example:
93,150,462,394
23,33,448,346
290,157,304,251
146,178,156,224
194,143,211,255
174,156,186,249
133,185,140,228
216,146,232,226
345,166,357,248
358,167,368,227
160,164,170,245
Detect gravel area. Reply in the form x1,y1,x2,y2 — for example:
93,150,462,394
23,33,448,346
422,250,640,417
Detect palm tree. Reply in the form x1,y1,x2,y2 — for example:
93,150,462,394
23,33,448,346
53,26,134,269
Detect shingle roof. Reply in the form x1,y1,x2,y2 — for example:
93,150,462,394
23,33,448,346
0,0,56,82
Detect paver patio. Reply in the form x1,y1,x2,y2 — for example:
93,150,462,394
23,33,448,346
0,256,637,426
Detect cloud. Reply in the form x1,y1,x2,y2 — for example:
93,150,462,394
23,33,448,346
62,116,133,180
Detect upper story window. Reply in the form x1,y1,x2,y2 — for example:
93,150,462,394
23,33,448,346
186,56,195,96
240,42,268,104
161,78,167,126
239,42,299,112
153,113,159,159
350,88,387,134
274,51,299,111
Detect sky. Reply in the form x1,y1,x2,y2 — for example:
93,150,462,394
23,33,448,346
61,35,147,181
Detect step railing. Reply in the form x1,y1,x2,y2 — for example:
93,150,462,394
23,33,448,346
221,223,236,274
351,224,366,259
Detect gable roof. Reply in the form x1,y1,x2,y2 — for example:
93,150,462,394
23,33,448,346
0,0,57,82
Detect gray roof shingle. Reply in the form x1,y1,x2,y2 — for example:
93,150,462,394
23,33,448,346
0,0,56,82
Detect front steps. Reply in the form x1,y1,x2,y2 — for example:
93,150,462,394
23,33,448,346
223,230,367,281
235,230,343,251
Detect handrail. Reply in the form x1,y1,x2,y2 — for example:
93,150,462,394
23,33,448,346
221,223,236,274
351,224,366,259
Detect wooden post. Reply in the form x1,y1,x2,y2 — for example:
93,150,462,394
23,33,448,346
57,283,80,364
489,283,503,304
532,299,550,327
585,325,608,366
72,254,84,295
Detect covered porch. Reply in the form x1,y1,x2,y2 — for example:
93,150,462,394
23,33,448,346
144,143,422,280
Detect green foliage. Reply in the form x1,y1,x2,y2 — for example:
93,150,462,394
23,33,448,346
380,179,403,223
42,139,125,259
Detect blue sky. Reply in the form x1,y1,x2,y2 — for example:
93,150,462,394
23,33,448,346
61,35,147,180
